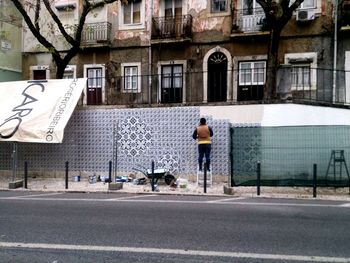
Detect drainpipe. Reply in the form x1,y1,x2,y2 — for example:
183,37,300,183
332,0,338,103
148,0,153,105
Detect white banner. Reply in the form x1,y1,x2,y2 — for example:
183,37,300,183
0,78,86,143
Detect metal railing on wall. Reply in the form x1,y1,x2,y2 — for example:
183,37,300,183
151,15,192,39
232,8,267,32
83,67,350,107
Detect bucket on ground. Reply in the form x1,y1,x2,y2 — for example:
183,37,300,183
73,175,80,182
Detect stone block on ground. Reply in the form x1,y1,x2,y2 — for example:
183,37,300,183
223,185,234,195
109,182,123,190
9,180,23,189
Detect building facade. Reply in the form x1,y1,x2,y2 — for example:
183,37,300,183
2,0,350,185
20,0,349,106
0,0,22,81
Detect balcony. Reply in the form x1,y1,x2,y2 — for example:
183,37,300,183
231,8,269,37
151,15,192,43
81,22,111,46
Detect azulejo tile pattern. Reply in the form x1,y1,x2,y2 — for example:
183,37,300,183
0,107,230,177
116,116,153,158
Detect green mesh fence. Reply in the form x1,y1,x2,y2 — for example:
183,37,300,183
231,126,350,187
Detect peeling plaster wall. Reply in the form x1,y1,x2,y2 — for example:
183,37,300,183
188,0,232,38
188,0,207,13
0,0,22,79
22,1,113,53
112,1,151,46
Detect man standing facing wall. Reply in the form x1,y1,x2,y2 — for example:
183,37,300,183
192,118,214,171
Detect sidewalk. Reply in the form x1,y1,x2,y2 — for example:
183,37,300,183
1,176,350,201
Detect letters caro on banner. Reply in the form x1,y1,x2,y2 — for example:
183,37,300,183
0,78,86,143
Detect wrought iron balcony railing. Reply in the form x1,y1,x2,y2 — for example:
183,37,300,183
81,68,349,107
152,15,192,40
81,22,111,45
232,8,267,33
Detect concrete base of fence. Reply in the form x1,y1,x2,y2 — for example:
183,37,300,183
9,180,23,189
223,185,234,195
109,182,123,191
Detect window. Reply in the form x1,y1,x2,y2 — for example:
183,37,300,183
165,0,182,17
300,0,315,9
55,0,77,23
285,52,317,91
346,51,350,103
83,64,105,105
87,68,102,88
161,64,183,103
30,65,50,80
121,63,141,93
119,0,144,30
211,0,227,12
239,61,266,85
162,65,182,89
55,0,76,11
242,0,263,15
124,66,138,91
291,65,311,89
123,0,141,24
63,65,76,79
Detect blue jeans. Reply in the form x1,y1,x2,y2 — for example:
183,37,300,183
198,144,211,168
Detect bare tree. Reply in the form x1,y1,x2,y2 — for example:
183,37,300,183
256,0,304,99
10,0,126,79
0,1,22,27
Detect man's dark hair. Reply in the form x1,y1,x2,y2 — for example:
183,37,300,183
200,118,206,125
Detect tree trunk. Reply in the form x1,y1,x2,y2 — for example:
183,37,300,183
54,48,80,79
264,27,281,100
56,63,66,79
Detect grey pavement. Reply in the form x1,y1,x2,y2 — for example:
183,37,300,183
1,175,350,201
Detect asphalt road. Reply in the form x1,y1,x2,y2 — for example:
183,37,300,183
0,191,349,263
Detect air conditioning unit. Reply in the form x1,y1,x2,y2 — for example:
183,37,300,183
296,9,315,22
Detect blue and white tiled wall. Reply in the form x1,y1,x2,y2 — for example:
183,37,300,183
0,107,231,176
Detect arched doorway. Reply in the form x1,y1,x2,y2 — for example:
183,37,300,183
207,52,227,102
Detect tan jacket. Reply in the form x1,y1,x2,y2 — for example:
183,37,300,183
193,124,213,144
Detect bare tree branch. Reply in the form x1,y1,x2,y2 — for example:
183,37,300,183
42,0,77,47
11,0,122,78
34,0,40,31
289,0,304,13
10,0,59,57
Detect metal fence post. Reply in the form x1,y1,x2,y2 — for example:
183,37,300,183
151,161,155,192
24,161,28,189
109,160,112,183
204,162,207,194
313,163,317,198
65,161,69,189
257,162,261,196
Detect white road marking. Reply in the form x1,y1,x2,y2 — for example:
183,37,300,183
105,194,158,201
4,192,63,199
0,242,349,262
0,195,349,208
207,197,247,203
210,201,348,208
